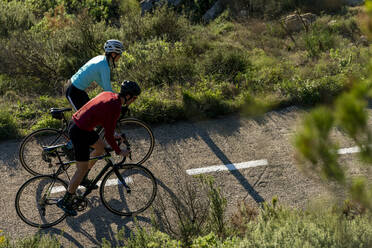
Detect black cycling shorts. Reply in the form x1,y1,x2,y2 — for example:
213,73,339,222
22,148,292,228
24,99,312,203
69,123,99,161
65,83,90,111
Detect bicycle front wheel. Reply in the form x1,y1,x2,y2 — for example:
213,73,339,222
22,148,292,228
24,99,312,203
19,128,69,176
112,118,155,165
15,175,67,228
100,164,157,216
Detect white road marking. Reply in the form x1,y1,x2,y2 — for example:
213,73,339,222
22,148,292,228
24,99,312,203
186,159,268,175
48,146,360,191
185,146,361,175
50,177,133,194
337,146,360,154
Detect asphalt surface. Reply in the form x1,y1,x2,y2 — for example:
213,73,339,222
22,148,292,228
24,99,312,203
0,106,367,247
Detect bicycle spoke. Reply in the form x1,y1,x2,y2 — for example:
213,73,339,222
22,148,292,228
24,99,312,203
19,128,69,176
15,176,67,228
110,119,154,165
100,164,157,216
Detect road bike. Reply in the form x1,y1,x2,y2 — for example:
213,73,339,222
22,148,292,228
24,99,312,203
15,140,157,228
19,107,155,176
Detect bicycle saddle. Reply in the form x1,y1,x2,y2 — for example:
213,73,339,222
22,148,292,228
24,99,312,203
50,108,72,119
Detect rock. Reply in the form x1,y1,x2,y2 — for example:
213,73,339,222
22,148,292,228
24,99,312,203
358,35,369,46
283,13,317,33
202,0,226,23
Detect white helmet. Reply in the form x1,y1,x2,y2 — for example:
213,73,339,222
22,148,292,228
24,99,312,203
104,39,124,55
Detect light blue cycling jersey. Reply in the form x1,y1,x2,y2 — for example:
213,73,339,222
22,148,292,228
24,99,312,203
71,55,113,92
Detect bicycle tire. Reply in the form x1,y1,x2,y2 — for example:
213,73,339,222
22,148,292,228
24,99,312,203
100,164,157,216
109,118,155,165
15,175,68,228
19,128,69,176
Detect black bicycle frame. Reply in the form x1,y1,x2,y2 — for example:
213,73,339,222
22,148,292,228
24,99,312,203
50,148,131,197
83,158,131,197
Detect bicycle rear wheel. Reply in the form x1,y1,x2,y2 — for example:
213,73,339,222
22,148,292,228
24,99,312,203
100,164,157,216
110,118,155,165
15,175,67,228
19,128,69,176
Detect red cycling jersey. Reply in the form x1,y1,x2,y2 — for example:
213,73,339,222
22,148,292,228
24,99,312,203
72,91,122,154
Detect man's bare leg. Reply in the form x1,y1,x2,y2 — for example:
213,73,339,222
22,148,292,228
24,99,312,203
67,161,89,193
88,138,105,169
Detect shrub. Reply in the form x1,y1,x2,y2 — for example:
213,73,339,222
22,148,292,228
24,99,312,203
0,232,61,248
27,0,122,24
131,90,185,124
0,31,67,95
0,109,19,140
31,115,61,130
25,0,58,18
182,89,235,119
120,6,191,44
120,228,181,248
280,74,345,105
0,9,115,96
0,1,36,37
328,16,361,39
202,46,251,82
303,25,337,57
117,38,196,87
230,201,259,236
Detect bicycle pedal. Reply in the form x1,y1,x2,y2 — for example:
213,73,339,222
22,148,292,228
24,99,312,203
72,196,88,212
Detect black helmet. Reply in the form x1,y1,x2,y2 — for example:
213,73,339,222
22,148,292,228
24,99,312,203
120,80,141,98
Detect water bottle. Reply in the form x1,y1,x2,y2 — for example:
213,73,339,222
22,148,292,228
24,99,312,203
66,140,73,150
64,140,75,160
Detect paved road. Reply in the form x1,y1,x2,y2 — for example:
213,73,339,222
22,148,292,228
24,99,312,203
0,106,365,247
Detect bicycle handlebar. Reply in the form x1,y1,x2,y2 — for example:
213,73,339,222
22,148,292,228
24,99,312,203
103,133,131,166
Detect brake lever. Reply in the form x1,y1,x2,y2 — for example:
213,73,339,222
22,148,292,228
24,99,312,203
121,133,132,160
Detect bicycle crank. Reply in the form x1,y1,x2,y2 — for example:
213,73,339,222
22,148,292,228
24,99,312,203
72,196,88,212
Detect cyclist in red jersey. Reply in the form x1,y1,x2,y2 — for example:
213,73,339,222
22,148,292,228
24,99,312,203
57,81,141,216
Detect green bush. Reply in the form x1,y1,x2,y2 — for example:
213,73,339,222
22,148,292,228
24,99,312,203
120,6,191,44
25,0,122,24
118,38,196,87
131,90,185,124
31,115,61,130
202,46,251,82
281,74,344,105
0,9,115,95
303,25,337,58
0,1,36,37
25,0,57,18
0,109,19,140
0,232,61,248
182,89,235,119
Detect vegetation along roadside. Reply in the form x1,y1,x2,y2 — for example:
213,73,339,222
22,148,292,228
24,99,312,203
0,0,369,140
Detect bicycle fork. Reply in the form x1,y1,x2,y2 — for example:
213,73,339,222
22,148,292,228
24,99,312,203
113,167,131,194
82,160,132,198
38,178,59,217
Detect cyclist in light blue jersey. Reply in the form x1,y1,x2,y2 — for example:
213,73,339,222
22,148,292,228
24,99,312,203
65,39,124,111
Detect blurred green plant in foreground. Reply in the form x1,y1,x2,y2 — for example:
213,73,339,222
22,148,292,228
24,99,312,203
295,0,372,210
